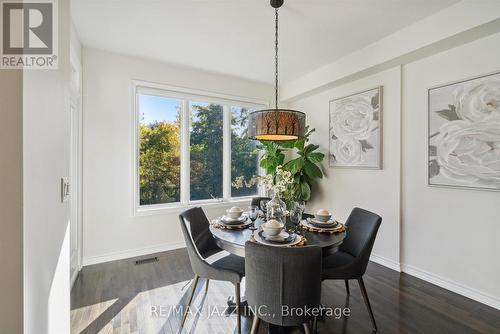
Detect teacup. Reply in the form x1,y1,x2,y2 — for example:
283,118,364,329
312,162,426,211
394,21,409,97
226,207,243,219
262,219,284,236
315,209,332,222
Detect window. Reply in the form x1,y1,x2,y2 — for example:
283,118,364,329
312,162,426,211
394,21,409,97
138,94,181,205
190,101,223,201
231,106,258,197
134,82,264,212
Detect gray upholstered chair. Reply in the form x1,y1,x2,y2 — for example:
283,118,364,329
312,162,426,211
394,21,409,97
179,207,245,332
322,207,382,332
250,196,271,209
245,241,322,334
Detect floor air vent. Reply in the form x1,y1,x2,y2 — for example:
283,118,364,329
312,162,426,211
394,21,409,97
135,256,159,265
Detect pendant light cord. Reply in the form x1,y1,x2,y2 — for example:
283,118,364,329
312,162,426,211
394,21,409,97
274,7,279,109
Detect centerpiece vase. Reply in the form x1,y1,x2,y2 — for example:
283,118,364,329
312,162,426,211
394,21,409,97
266,192,287,223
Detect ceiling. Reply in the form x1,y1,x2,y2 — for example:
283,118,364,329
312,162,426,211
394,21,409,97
71,0,459,84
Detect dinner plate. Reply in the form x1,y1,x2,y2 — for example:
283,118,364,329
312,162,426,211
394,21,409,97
217,218,253,228
220,215,248,225
258,230,296,244
253,229,302,247
307,217,338,228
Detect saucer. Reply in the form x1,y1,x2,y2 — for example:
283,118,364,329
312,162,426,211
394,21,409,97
307,217,338,228
258,230,296,244
221,215,248,225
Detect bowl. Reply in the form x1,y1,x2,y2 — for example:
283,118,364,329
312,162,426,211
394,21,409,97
315,209,332,222
262,219,284,236
226,207,243,219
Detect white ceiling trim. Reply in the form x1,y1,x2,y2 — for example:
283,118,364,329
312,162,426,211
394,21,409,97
281,0,500,101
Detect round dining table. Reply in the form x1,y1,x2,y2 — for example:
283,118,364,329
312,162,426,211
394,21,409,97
209,215,346,333
209,216,346,257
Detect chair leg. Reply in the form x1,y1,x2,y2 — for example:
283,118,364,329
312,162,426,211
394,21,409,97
205,279,209,294
181,275,199,327
358,278,377,332
250,316,260,334
235,282,241,334
313,316,318,333
344,280,350,295
303,322,312,334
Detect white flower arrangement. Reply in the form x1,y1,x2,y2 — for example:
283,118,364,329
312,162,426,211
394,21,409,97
232,165,293,195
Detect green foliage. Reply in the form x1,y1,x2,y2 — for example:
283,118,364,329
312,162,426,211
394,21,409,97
231,108,259,197
190,104,224,200
139,121,181,205
258,127,325,206
139,104,259,205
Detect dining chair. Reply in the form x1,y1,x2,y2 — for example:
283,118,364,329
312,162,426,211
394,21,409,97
322,207,382,332
250,196,271,209
245,241,322,334
179,207,245,332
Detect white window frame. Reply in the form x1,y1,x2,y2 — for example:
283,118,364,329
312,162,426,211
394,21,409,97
132,80,267,216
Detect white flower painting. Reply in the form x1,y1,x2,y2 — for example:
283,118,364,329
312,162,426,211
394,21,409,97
429,72,500,190
329,87,382,168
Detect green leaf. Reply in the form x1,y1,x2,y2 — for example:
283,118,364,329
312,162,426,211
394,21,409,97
306,152,325,163
300,182,311,201
284,158,305,175
435,105,460,121
304,160,323,179
294,139,306,150
303,144,319,155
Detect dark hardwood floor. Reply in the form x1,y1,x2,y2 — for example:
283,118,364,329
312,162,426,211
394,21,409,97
71,248,500,334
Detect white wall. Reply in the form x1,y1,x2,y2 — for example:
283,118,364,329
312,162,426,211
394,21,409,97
82,48,273,264
401,32,500,305
290,67,402,269
289,32,500,309
0,69,23,333
23,0,71,332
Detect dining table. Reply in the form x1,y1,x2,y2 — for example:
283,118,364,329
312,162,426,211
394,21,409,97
208,214,347,334
209,214,346,258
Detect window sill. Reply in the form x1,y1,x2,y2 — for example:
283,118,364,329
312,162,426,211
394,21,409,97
134,196,256,217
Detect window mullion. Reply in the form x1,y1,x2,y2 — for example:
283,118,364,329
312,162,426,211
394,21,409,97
180,99,190,205
222,105,231,200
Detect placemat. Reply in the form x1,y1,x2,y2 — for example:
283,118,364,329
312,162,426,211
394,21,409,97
210,219,253,230
249,233,307,248
300,220,346,234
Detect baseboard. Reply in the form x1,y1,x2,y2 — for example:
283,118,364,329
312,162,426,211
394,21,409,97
370,253,401,272
82,241,186,266
401,263,500,310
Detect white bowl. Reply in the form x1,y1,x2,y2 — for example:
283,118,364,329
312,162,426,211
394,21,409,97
262,221,284,236
226,208,243,219
314,213,332,222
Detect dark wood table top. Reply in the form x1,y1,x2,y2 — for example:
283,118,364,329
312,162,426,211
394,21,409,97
209,217,346,257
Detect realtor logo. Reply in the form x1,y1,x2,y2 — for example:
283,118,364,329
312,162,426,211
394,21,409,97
1,0,58,69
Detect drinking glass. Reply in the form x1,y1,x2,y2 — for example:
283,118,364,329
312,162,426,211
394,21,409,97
248,205,259,230
289,201,305,233
259,199,269,216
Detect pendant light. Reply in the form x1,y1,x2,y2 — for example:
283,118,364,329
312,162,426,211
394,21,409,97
248,0,305,141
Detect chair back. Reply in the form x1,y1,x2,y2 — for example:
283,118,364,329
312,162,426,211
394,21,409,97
340,207,382,273
245,241,322,327
250,197,271,208
179,207,220,274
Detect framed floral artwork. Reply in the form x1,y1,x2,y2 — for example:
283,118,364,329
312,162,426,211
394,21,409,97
329,87,383,169
428,71,500,191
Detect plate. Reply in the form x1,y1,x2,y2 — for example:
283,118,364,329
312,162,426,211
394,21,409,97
258,230,296,244
307,217,338,228
253,230,302,247
217,218,253,229
220,215,248,225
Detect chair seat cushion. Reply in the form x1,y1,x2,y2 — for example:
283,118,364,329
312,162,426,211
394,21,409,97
322,251,357,280
206,251,245,279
